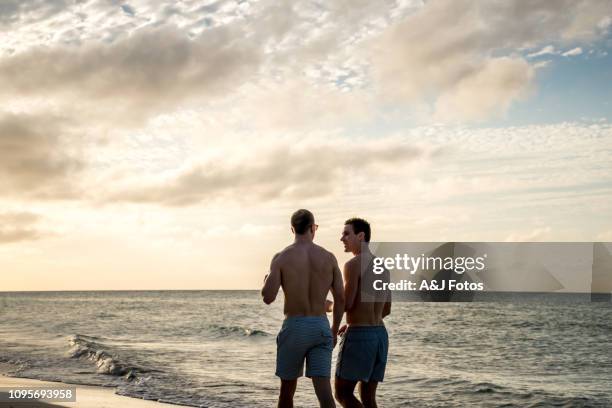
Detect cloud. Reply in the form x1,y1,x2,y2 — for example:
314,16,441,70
370,0,612,121
0,112,83,198
0,211,44,244
597,230,612,241
527,45,583,58
561,2,612,40
527,45,557,58
505,227,553,242
0,24,261,124
0,0,67,27
105,138,428,206
226,79,374,132
533,60,552,70
598,16,612,30
562,47,583,57
433,57,534,121
3,0,608,130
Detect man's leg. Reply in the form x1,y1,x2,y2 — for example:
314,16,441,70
312,376,336,408
358,381,378,408
334,377,363,408
278,379,297,408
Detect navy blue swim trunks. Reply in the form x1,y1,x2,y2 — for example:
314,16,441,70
335,325,388,382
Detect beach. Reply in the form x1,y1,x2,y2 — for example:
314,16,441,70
0,374,176,408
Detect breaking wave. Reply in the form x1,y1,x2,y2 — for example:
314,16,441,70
207,324,270,338
68,334,145,380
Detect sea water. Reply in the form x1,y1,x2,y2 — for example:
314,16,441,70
0,291,610,407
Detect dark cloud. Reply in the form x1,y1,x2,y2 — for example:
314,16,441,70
0,24,261,123
107,140,426,206
0,0,68,27
0,113,83,198
0,211,43,243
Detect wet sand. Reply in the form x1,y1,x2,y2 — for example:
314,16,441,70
0,375,177,408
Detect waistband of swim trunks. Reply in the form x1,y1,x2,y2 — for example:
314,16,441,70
284,315,329,322
346,325,386,332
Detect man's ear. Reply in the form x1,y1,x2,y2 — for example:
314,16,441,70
357,231,365,241
291,226,295,234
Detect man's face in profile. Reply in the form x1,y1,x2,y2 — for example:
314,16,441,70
341,224,360,253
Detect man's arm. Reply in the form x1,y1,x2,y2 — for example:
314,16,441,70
330,255,345,345
382,269,392,318
261,254,282,305
343,258,360,311
382,299,392,318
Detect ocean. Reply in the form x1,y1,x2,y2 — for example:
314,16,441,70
0,291,610,407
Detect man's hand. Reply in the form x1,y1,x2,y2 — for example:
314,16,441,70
330,256,345,344
325,299,333,313
331,325,340,347
332,324,347,347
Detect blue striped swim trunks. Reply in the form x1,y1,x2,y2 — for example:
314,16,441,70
276,316,333,380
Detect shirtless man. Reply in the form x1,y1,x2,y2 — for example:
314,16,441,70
262,209,345,408
335,218,391,408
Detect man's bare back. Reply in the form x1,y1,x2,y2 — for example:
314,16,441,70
274,242,338,317
262,209,344,408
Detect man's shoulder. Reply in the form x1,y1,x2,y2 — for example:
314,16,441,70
272,245,295,262
344,255,361,272
345,254,361,266
309,243,334,258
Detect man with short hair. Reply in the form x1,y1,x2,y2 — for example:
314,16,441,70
335,218,391,408
262,209,345,408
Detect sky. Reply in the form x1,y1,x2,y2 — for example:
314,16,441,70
1,0,611,291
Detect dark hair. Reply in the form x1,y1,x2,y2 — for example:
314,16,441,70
345,217,371,242
291,209,315,235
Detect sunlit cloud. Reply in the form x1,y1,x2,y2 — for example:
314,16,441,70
562,47,583,57
105,137,428,206
0,211,44,244
527,45,557,58
433,58,534,121
1,0,611,289
505,227,553,242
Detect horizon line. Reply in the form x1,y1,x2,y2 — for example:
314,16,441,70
0,289,608,295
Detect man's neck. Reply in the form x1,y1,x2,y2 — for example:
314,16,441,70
353,244,371,256
294,235,313,244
